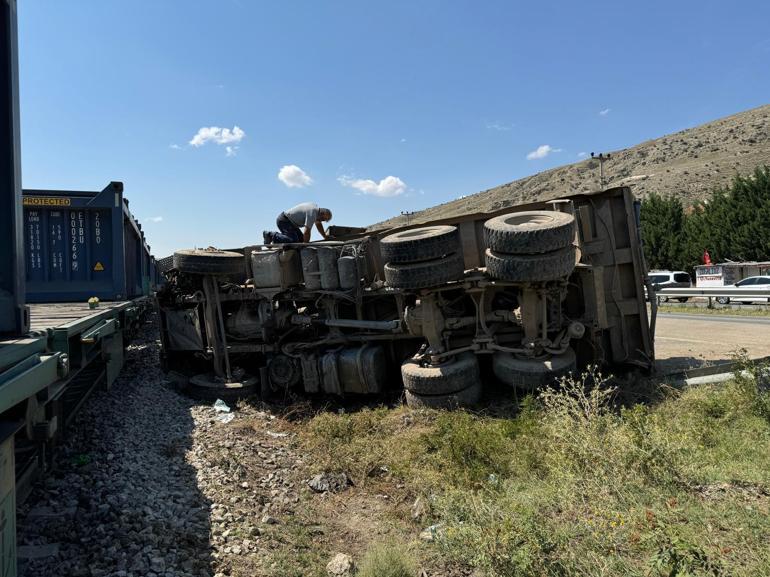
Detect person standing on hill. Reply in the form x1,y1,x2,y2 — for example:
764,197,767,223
263,203,332,244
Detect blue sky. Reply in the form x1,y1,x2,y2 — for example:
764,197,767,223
17,1,770,257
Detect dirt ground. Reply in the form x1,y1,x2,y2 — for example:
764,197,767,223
654,312,770,373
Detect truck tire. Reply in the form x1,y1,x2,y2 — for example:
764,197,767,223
405,380,482,409
174,249,245,276
485,246,576,282
187,373,260,401
380,225,460,264
492,348,576,391
716,296,730,305
401,352,480,395
483,211,575,254
384,252,465,289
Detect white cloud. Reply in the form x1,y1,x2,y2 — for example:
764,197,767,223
486,121,515,131
339,175,407,197
169,144,182,150
278,165,313,188
189,125,245,147
599,108,611,116
577,151,588,158
225,146,239,157
146,216,164,223
400,138,407,143
526,144,561,160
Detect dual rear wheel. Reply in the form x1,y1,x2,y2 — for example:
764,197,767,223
381,225,465,289
400,349,577,408
483,211,577,282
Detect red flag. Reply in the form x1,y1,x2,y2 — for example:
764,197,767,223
703,250,711,265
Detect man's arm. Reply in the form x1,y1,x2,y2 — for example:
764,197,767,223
302,227,312,243
315,220,329,240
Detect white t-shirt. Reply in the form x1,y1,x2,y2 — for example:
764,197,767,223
285,202,319,229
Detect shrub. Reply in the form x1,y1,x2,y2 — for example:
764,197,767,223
357,543,417,577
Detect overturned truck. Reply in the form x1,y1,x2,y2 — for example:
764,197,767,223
157,186,654,406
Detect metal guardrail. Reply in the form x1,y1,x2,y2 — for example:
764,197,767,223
656,287,770,298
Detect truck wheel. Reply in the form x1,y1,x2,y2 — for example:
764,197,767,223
401,352,480,395
405,381,482,409
174,249,245,276
384,252,465,289
492,349,576,390
716,296,730,305
187,373,259,401
485,246,576,282
483,211,575,254
380,225,460,264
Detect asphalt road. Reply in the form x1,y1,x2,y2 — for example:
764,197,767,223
654,312,770,374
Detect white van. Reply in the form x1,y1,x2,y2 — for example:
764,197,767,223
648,270,692,303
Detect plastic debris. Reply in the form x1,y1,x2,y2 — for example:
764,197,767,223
266,430,289,438
419,523,444,542
216,413,234,424
213,399,231,413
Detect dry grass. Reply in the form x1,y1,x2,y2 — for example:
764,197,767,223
268,363,770,576
657,304,770,317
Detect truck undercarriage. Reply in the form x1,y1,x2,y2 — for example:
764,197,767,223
157,186,654,406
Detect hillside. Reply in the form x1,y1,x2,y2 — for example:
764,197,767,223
373,104,770,229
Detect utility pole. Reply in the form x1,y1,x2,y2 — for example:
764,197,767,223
590,152,611,189
401,211,414,226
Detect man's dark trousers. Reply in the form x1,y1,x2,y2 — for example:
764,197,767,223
273,212,303,243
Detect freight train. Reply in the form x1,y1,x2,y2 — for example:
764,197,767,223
1,180,158,575
1,6,158,571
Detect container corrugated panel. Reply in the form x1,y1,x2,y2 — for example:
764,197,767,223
22,182,154,302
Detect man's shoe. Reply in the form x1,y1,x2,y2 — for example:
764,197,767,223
262,231,273,245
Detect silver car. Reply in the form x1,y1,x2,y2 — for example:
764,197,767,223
716,275,770,304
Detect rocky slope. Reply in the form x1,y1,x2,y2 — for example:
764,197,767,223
374,104,770,229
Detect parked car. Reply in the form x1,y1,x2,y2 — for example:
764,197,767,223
716,275,770,304
648,270,692,303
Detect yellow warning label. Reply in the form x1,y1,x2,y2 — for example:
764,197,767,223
23,197,72,206
93,262,105,272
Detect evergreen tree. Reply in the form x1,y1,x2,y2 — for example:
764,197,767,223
640,192,685,271
641,166,770,273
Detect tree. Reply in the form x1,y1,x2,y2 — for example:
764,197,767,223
641,166,770,273
640,193,685,271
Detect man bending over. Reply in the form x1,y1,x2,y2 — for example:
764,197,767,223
263,203,332,244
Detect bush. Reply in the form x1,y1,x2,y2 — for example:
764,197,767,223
357,543,417,577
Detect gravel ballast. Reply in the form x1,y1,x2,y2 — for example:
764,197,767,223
17,316,301,577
